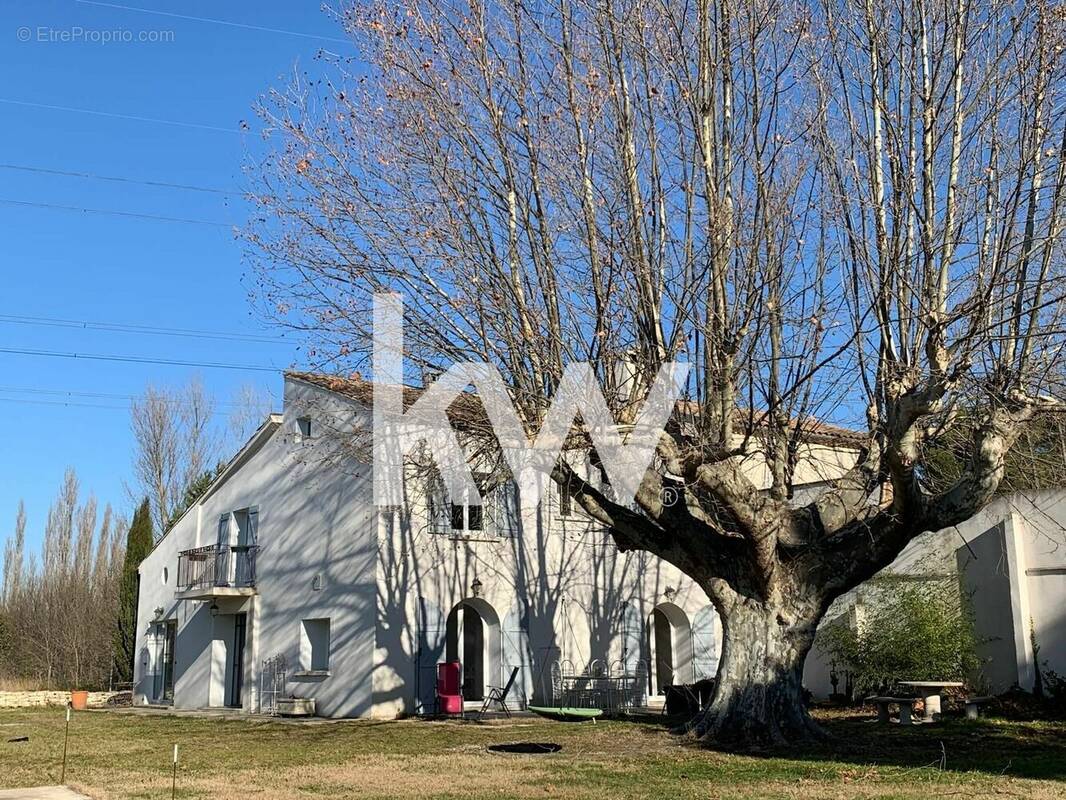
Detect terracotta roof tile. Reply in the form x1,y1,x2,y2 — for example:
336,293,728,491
285,371,865,447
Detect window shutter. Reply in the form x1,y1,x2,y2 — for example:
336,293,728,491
216,514,231,548
483,486,499,534
415,598,446,713
558,480,572,518
692,605,719,679
215,514,232,586
502,606,530,706
499,481,519,537
247,508,259,546
426,474,449,534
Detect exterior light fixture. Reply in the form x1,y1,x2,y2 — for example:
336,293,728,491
209,601,220,617
471,577,483,598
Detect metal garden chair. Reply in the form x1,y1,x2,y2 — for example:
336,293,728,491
479,666,521,718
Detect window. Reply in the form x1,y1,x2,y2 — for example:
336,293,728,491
296,416,312,441
300,618,331,672
447,472,487,533
558,480,573,518
233,508,258,547
450,502,483,532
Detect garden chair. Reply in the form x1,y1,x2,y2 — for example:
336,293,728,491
436,661,463,716
479,666,520,718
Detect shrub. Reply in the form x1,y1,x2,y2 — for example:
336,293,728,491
819,579,980,697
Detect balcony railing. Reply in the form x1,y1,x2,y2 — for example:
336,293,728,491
177,544,258,593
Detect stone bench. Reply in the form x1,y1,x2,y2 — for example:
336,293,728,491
964,696,993,720
867,696,919,725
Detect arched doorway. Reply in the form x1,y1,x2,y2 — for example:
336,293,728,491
647,603,693,695
445,598,502,703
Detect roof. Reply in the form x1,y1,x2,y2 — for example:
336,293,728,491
140,413,284,561
285,371,865,448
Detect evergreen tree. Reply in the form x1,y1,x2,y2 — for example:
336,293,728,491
113,499,153,683
165,462,224,533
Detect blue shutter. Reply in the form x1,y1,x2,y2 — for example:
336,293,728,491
618,603,647,706
415,597,446,714
427,476,449,534
215,514,231,585
619,603,644,672
247,508,259,546
692,605,719,679
216,514,231,547
502,606,531,707
497,481,519,537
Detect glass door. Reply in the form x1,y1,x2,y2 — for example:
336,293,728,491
152,621,176,704
228,613,247,707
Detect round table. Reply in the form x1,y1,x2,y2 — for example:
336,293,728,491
898,681,964,721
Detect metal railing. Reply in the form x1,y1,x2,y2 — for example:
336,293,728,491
177,544,258,591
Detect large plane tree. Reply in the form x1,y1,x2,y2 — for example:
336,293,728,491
247,0,1066,745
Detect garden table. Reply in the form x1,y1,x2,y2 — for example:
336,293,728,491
898,681,964,721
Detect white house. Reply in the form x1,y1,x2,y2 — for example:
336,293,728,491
803,489,1066,698
133,371,865,717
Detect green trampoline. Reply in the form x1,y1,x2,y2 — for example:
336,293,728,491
526,706,603,722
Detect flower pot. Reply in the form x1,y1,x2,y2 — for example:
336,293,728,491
70,690,89,710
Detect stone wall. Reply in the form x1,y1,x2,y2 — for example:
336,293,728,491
0,690,123,708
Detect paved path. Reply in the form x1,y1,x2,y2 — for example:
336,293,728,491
0,788,89,799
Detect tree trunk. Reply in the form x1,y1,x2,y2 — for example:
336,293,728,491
689,597,825,748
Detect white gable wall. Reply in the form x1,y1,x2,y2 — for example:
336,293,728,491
134,378,377,717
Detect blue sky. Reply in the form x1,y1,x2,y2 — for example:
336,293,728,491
0,1,346,549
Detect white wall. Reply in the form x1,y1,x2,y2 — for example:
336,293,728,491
135,376,378,717
138,372,878,718
804,490,1066,699
371,468,726,717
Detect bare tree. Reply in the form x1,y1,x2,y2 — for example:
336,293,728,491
247,0,1066,744
1,501,25,605
228,382,275,443
130,386,180,535
0,471,125,689
178,376,217,492
130,377,219,534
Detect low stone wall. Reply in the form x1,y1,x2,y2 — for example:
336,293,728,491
0,690,123,708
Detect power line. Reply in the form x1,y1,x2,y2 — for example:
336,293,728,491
0,396,131,411
0,98,237,134
0,395,260,419
0,198,231,227
0,346,281,373
0,163,241,197
0,313,291,345
76,0,352,44
0,385,264,409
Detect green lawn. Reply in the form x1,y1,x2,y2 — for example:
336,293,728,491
1,706,1065,799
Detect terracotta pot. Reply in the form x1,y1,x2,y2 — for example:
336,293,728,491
70,690,88,710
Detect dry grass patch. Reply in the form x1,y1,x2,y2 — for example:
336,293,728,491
2,707,1065,799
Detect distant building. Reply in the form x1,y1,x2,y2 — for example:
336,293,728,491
804,490,1066,698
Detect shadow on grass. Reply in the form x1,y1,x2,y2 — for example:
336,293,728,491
690,709,1066,782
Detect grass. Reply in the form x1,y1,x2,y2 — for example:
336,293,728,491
0,706,1064,799
0,677,47,691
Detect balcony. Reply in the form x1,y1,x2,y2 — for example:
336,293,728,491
176,544,258,600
